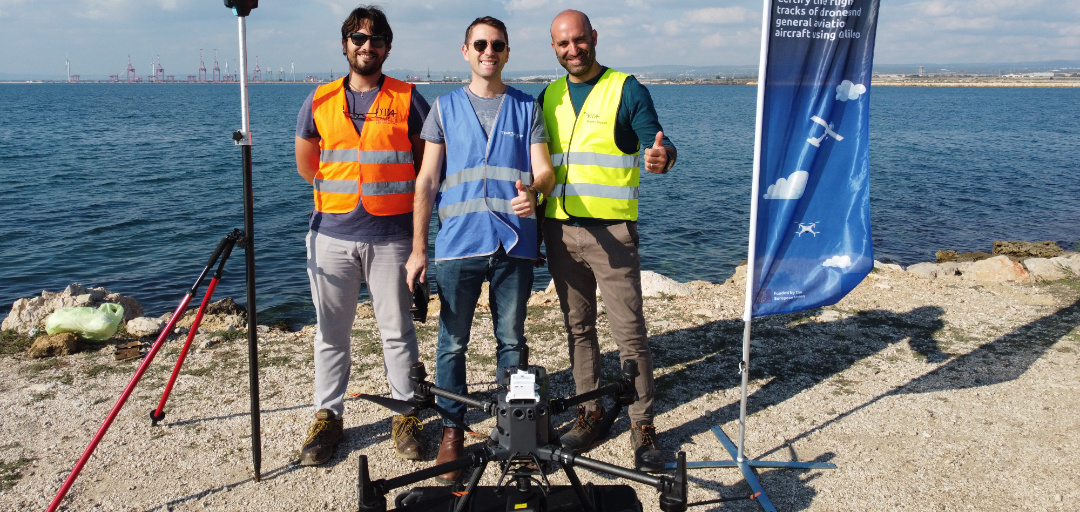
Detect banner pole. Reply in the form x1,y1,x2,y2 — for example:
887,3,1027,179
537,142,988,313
736,0,775,464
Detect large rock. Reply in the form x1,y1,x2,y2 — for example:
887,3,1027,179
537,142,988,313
725,263,748,288
170,297,248,333
907,262,964,279
936,250,993,263
1050,254,1080,276
993,240,1064,259
1023,258,1070,282
963,255,1032,284
641,271,692,298
2,284,143,335
27,332,80,358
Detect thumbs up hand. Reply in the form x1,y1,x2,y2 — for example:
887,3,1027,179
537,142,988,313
643,131,671,174
511,179,536,218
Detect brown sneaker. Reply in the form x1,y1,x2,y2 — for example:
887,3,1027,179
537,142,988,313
299,409,343,466
630,423,665,473
392,414,424,461
434,426,464,485
559,406,605,451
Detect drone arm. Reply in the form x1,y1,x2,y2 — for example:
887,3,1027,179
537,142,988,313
552,360,639,414
543,446,663,488
425,385,494,414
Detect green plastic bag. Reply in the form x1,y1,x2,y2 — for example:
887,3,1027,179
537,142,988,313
45,303,125,341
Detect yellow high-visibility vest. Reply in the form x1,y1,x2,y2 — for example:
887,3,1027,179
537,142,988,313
542,69,641,221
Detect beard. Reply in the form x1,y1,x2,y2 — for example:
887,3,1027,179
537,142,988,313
348,50,385,77
557,46,595,79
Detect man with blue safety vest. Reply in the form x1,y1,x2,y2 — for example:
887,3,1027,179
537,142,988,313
539,9,677,473
406,16,555,485
294,5,429,467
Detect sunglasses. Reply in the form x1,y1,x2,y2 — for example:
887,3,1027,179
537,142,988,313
471,39,507,53
346,32,388,48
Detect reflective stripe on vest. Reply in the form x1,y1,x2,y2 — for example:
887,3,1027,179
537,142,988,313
542,69,640,221
433,86,538,261
310,76,415,215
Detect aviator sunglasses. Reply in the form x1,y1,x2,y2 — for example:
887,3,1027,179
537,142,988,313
346,32,388,48
471,39,507,53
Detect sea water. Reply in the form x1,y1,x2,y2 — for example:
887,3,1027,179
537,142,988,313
1,83,1077,326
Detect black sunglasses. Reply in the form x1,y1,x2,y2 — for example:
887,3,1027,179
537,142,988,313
346,32,388,48
471,39,506,53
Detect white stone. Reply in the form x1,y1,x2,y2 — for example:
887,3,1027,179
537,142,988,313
963,255,1032,284
907,262,941,278
1050,254,1080,276
641,270,692,297
126,316,166,337
874,260,903,272
1023,258,1069,282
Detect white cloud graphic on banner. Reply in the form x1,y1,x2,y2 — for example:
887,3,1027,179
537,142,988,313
835,80,866,101
763,170,808,200
823,255,853,268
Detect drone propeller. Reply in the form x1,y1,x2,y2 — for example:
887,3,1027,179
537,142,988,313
354,394,476,434
355,393,416,415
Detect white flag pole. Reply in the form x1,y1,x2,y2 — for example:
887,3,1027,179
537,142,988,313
736,0,775,464
674,2,837,510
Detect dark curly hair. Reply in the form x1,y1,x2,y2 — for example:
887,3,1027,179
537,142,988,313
341,5,393,45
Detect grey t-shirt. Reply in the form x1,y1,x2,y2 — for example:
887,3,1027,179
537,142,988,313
421,86,549,146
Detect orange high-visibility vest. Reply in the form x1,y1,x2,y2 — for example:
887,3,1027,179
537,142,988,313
311,76,415,215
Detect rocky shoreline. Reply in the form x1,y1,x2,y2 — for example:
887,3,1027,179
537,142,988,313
2,245,1079,511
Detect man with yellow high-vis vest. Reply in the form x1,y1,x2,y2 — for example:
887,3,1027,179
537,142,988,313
294,6,429,467
540,9,677,473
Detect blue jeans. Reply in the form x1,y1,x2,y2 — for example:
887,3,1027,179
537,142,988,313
434,247,533,426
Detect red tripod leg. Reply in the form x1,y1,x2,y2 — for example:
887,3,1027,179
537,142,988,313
150,275,221,425
46,295,192,512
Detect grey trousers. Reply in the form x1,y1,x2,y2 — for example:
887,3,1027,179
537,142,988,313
543,220,655,425
306,231,419,418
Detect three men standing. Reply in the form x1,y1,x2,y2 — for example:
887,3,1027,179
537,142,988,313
294,5,429,466
540,9,677,472
293,5,673,476
407,16,555,485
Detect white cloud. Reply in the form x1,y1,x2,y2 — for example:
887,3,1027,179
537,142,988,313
682,7,753,25
763,170,808,200
835,80,866,101
823,255,853,269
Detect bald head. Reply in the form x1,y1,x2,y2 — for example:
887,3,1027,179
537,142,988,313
551,9,592,37
550,9,600,82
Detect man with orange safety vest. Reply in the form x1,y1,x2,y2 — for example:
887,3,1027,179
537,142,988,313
540,9,677,473
293,5,429,467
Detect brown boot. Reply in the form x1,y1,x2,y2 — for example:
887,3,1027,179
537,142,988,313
391,414,424,461
298,409,343,466
434,426,464,485
559,406,605,451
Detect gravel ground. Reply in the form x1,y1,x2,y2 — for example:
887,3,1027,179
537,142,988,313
2,265,1078,511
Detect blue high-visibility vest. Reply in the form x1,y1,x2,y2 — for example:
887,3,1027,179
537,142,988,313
434,86,538,261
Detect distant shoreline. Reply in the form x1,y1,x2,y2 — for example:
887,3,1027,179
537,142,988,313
4,77,1075,86
6,77,1079,88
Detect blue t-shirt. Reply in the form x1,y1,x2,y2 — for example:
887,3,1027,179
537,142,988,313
295,76,430,242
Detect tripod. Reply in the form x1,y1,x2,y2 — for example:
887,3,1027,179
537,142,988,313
46,3,264,510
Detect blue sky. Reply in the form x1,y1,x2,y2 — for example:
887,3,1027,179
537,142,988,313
2,0,1078,80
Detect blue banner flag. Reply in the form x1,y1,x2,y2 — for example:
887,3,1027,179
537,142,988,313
749,0,881,317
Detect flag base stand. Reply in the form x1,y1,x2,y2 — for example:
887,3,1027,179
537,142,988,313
671,425,835,511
